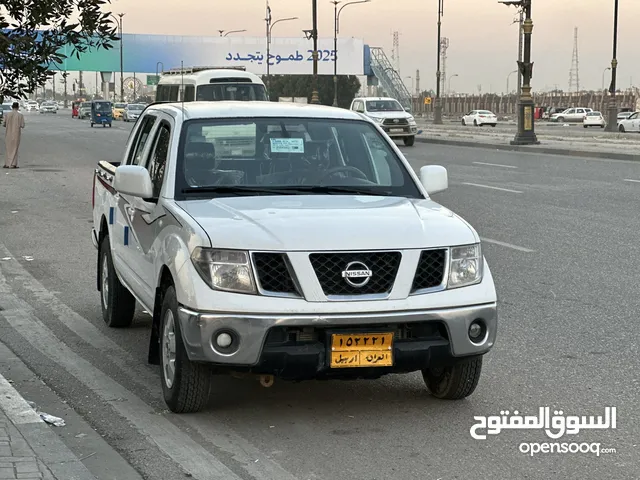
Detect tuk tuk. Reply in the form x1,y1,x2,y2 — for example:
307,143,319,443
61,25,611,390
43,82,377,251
90,100,113,127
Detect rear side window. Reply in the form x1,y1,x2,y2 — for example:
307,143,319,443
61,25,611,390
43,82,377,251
127,115,157,165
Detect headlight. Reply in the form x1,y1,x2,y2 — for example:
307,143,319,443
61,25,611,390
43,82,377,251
369,116,385,123
448,243,483,288
407,115,416,124
191,248,256,294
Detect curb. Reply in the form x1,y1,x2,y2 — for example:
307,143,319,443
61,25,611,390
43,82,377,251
414,136,640,162
0,372,97,480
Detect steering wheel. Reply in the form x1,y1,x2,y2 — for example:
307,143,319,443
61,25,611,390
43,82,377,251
318,166,368,184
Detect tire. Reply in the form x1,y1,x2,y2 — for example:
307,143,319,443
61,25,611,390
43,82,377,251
619,125,625,132
90,123,94,127
557,116,564,123
99,235,135,328
461,119,465,126
422,357,483,400
583,125,587,128
473,119,478,126
490,124,496,127
160,285,212,413
403,136,415,146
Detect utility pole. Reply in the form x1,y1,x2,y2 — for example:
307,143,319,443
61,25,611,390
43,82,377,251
433,0,444,124
110,13,125,101
310,0,320,104
604,0,619,132
63,72,68,107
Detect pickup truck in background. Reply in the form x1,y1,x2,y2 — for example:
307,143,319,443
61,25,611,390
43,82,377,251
92,101,498,413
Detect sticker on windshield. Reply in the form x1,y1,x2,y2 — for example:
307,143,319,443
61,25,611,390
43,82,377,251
270,138,304,153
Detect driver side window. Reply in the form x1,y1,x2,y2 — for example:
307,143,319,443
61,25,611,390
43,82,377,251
126,115,157,165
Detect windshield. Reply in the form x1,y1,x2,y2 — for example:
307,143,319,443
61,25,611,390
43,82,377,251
478,110,494,115
114,103,126,109
42,101,55,106
175,117,422,200
94,102,111,112
1,104,11,111
587,112,601,116
365,100,403,112
196,84,268,101
127,104,144,111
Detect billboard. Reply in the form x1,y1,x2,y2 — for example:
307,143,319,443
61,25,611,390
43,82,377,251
52,34,365,75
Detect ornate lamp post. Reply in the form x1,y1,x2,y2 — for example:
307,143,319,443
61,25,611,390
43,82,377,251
310,0,320,104
331,0,370,107
219,29,247,36
500,0,539,145
604,0,619,132
266,15,298,91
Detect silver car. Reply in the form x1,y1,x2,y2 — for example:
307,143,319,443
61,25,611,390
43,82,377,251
40,101,58,114
123,103,145,122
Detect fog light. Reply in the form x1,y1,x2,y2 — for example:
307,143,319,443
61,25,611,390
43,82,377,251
216,332,232,348
468,320,486,342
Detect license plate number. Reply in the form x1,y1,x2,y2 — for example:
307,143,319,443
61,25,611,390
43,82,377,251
330,333,393,368
390,128,404,133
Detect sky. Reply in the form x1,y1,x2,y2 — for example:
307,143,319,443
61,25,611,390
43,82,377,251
98,0,639,94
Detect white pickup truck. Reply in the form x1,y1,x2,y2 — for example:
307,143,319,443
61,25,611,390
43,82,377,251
92,101,498,413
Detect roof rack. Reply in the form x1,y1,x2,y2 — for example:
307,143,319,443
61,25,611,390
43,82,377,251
162,65,247,75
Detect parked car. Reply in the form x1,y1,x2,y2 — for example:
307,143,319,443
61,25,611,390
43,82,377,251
461,110,498,127
40,100,58,114
617,111,634,123
123,103,145,122
549,107,592,123
583,111,605,128
617,112,640,132
349,97,418,146
91,101,498,413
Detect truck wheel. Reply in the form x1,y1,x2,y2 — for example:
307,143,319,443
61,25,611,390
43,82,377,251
99,235,135,328
422,357,483,400
160,285,212,413
403,136,415,146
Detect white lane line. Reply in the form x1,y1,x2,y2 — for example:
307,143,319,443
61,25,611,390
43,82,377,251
0,372,44,425
473,161,518,169
481,237,535,253
623,178,640,183
461,182,523,193
0,243,301,480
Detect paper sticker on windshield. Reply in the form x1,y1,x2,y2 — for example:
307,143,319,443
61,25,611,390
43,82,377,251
270,138,304,153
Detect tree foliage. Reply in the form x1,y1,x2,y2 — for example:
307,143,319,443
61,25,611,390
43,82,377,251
0,0,118,99
263,75,361,108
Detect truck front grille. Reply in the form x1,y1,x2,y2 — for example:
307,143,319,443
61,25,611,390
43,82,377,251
253,253,299,295
382,118,409,126
411,249,447,292
309,251,401,296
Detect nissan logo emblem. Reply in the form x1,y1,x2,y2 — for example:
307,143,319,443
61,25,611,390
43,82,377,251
341,261,373,288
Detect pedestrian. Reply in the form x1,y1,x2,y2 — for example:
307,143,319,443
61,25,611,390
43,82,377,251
3,102,25,169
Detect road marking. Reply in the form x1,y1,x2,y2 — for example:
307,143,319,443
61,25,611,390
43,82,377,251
462,182,523,193
623,178,640,183
0,372,43,425
0,243,301,480
481,237,535,253
473,161,518,169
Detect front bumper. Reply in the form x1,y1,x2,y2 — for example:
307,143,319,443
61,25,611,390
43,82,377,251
382,125,418,137
177,302,497,377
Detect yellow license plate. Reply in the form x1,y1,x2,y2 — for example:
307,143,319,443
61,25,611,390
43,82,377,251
330,333,394,368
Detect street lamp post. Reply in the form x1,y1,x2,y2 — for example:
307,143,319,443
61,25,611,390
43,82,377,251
310,0,320,104
156,62,164,77
265,7,298,92
448,73,458,95
506,69,517,94
219,29,247,37
110,13,125,102
605,0,619,132
331,0,370,107
500,0,539,145
433,0,444,124
601,67,611,91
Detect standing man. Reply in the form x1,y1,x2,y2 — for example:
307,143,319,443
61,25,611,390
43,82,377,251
3,102,25,169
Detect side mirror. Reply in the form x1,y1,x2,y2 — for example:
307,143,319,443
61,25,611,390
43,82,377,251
419,165,448,195
113,165,153,198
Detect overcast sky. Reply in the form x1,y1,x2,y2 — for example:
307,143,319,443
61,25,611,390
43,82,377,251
109,0,638,94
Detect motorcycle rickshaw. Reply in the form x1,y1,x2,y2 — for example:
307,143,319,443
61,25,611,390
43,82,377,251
90,100,113,127
71,102,79,118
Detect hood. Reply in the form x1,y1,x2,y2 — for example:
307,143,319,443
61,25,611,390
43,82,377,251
177,195,477,251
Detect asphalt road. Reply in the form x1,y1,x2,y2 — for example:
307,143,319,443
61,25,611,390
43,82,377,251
0,111,638,480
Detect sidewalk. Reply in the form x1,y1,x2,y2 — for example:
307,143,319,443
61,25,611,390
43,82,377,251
0,374,97,480
414,123,640,161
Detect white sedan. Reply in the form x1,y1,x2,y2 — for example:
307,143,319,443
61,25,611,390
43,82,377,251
583,111,605,128
461,110,497,127
617,112,640,133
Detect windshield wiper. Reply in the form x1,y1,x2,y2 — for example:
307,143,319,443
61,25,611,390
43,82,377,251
181,186,300,196
288,186,393,196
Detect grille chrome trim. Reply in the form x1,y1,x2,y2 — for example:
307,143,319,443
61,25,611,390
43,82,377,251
251,252,302,299
410,248,449,295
